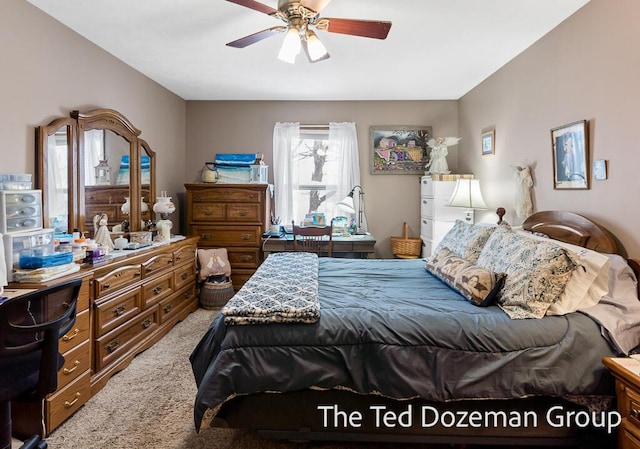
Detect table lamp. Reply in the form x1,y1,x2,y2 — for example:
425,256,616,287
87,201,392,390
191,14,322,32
337,185,366,234
153,191,176,241
447,179,487,223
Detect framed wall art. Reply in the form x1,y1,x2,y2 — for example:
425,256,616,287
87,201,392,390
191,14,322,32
370,125,432,175
481,130,495,156
551,120,589,190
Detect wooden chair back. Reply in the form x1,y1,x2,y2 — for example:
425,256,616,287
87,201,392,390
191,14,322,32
292,222,333,256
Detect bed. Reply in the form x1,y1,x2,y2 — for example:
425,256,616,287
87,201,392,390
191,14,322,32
190,211,640,447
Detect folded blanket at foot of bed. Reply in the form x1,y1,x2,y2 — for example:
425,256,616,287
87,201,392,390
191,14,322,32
221,252,320,324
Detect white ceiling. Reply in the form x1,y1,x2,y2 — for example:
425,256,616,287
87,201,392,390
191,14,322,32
26,0,589,101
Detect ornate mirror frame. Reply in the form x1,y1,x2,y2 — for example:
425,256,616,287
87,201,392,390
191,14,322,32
35,108,156,235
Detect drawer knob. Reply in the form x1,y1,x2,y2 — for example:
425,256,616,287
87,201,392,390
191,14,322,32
142,318,153,329
153,285,163,295
241,234,251,240
62,328,80,341
202,209,213,216
632,408,640,419
181,272,188,280
64,392,81,408
184,291,193,299
163,304,173,313
113,304,126,316
240,255,252,262
105,338,120,353
63,360,81,375
201,233,212,240
238,210,248,216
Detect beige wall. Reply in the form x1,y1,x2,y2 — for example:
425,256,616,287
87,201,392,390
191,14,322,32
186,100,458,257
459,0,640,258
0,0,186,231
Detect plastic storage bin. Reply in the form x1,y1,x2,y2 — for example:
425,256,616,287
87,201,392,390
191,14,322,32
0,190,43,234
2,228,55,281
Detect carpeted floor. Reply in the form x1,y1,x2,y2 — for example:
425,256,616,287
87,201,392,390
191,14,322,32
44,307,583,449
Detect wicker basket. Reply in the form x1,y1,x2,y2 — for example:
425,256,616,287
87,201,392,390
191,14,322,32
390,222,422,259
199,278,234,309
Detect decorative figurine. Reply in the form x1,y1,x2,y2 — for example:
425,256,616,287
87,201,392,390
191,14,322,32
93,212,114,252
425,137,461,175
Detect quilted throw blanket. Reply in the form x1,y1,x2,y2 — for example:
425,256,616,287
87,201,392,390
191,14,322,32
221,252,320,325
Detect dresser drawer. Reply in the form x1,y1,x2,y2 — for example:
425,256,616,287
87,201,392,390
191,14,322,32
192,225,262,247
59,308,90,354
93,264,142,298
421,197,465,221
57,340,91,390
173,243,197,267
227,248,261,269
84,187,128,205
191,187,263,203
95,287,142,337
621,418,640,449
141,271,174,309
95,307,159,371
227,203,262,222
420,216,434,239
174,263,196,290
159,284,196,324
141,252,174,278
46,370,91,432
192,202,225,221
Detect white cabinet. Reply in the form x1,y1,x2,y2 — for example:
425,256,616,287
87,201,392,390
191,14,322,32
420,176,468,258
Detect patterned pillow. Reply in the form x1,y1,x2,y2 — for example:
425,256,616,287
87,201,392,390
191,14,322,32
197,248,232,281
426,247,506,307
476,226,578,319
433,220,497,264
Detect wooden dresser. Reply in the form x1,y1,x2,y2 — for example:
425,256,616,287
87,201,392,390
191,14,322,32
603,357,640,448
11,236,198,437
185,183,272,290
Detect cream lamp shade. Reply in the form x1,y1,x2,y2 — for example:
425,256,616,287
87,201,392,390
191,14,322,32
448,179,487,223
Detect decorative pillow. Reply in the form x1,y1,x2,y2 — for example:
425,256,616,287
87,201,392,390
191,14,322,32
197,248,231,281
426,247,506,307
433,220,497,264
476,226,577,319
514,230,611,315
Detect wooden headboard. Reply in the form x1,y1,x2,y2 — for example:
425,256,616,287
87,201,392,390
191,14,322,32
522,211,618,254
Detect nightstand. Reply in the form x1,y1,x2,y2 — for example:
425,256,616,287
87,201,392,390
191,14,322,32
603,357,640,448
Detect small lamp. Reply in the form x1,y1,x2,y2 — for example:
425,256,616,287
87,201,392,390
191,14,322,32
337,185,366,234
153,191,176,241
447,179,487,223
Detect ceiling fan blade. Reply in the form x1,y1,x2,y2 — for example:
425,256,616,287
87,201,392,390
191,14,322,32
226,26,286,48
225,0,278,16
300,0,333,14
320,18,392,39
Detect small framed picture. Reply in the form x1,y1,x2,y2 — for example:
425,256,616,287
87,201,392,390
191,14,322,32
551,120,589,190
481,130,495,156
593,159,607,181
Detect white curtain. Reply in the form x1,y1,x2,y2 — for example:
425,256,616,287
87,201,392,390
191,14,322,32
329,122,367,231
83,129,104,186
273,122,300,225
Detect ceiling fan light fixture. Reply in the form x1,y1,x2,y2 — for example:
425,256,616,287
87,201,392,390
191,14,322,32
277,26,301,64
305,29,328,62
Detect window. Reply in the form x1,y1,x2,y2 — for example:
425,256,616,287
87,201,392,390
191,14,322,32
273,122,364,228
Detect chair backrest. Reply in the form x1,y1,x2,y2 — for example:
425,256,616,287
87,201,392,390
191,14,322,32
292,222,333,256
0,278,81,397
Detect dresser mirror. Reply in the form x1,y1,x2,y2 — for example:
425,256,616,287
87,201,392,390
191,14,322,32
36,117,78,234
36,108,155,235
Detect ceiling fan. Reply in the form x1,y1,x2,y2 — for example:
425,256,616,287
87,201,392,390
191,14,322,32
225,0,392,63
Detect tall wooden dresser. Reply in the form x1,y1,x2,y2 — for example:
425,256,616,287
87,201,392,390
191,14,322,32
420,175,469,257
185,183,272,290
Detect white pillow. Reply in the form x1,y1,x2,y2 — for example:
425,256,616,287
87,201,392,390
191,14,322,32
579,254,640,355
515,230,610,315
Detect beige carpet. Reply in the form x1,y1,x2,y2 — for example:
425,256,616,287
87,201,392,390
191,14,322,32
45,307,563,449
45,308,442,449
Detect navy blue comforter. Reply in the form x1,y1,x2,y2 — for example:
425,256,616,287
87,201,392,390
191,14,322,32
190,258,615,430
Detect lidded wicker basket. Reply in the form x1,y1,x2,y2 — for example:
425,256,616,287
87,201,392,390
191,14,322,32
390,222,422,259
199,277,234,309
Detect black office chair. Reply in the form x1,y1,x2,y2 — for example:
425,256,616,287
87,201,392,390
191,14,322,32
0,278,81,449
